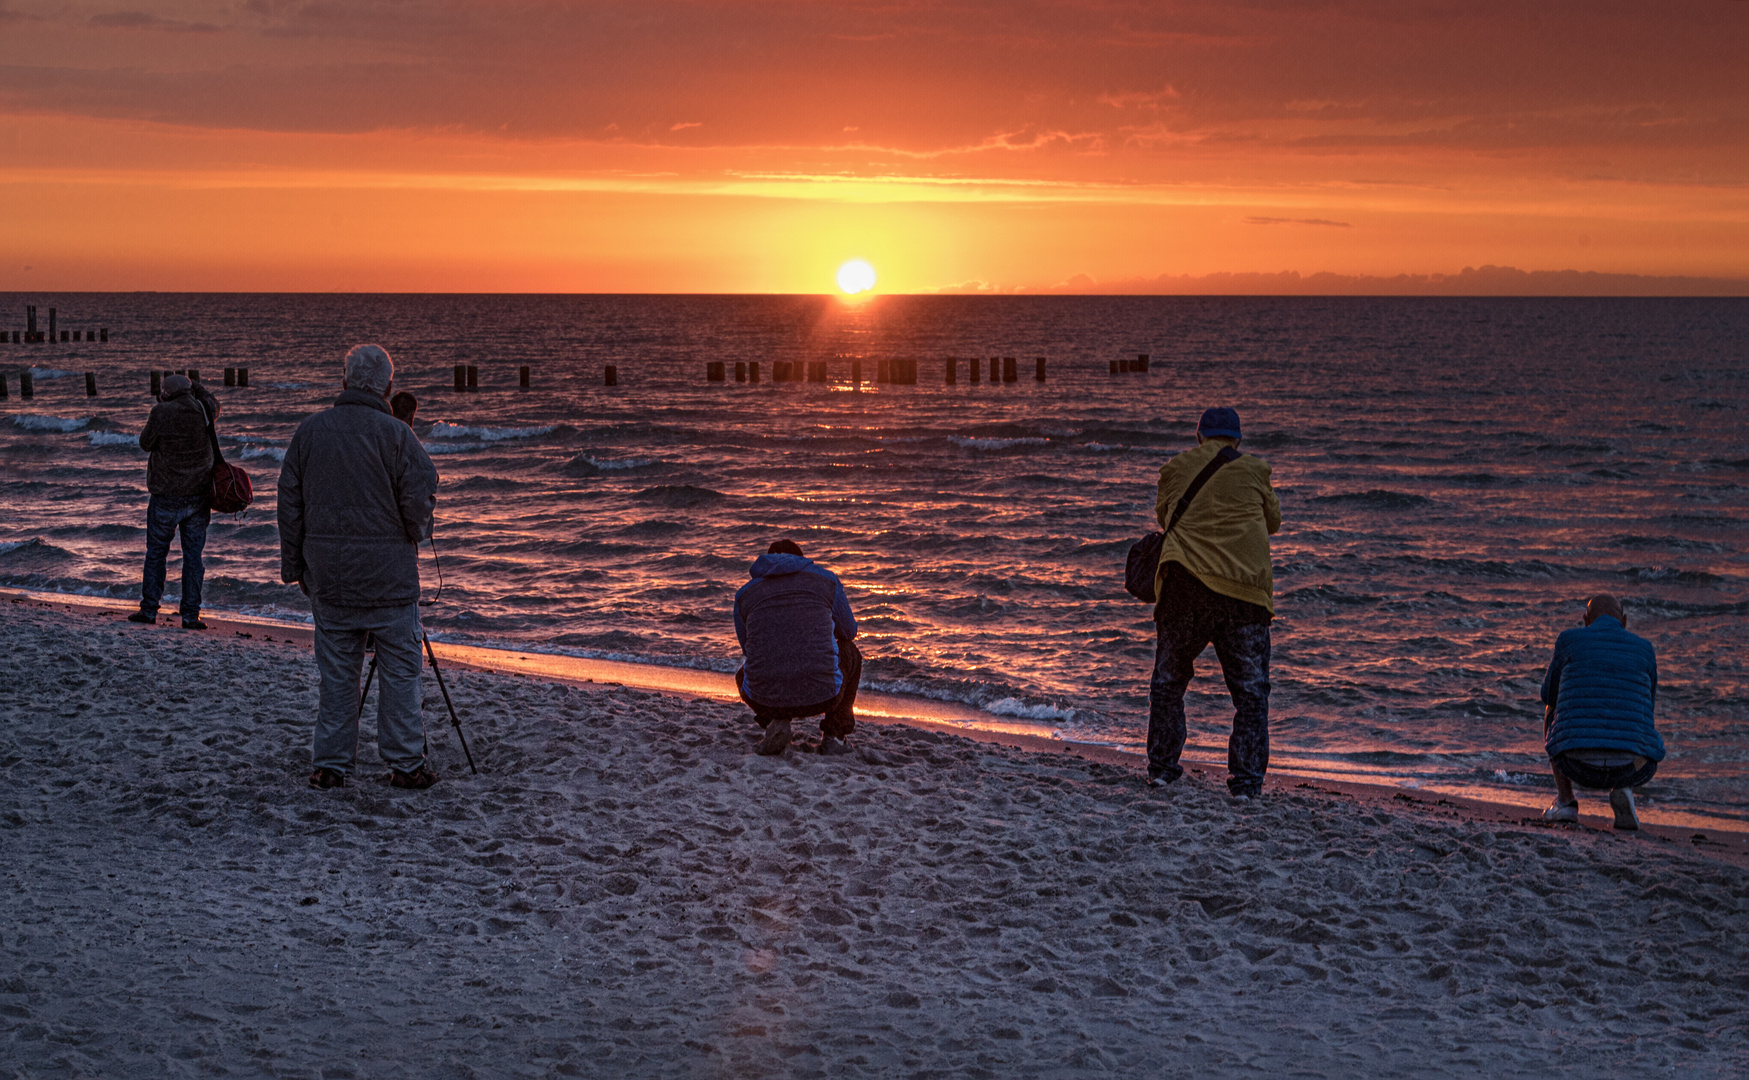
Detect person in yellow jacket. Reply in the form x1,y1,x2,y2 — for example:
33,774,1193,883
1148,407,1282,798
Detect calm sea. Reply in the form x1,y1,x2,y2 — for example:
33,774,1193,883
2,294,1745,823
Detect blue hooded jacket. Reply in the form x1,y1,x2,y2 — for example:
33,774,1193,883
734,553,857,708
1540,616,1664,761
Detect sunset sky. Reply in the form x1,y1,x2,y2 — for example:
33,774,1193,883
1,1,1745,293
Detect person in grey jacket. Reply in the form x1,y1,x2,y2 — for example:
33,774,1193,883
129,373,222,629
734,539,861,756
280,345,440,790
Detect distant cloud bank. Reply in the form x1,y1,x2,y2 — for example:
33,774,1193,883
934,266,1749,297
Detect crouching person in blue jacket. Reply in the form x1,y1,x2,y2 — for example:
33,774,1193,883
735,539,861,757
1541,594,1665,830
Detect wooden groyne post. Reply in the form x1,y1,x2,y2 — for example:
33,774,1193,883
237,368,249,388
1035,357,1046,382
150,371,161,397
454,364,466,392
224,368,236,387
945,357,957,385
85,372,97,397
520,365,531,388
707,361,726,382
1002,357,1017,383
749,361,760,384
604,364,618,386
851,359,862,388
20,370,34,398
736,362,747,383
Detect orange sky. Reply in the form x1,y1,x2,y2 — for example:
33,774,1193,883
1,1,1745,293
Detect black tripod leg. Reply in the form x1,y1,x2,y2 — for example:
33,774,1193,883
423,632,477,774
354,651,379,724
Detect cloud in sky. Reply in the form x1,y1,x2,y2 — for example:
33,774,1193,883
0,1,1745,290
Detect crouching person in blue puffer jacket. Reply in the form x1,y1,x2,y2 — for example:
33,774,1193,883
1540,594,1665,830
735,539,861,757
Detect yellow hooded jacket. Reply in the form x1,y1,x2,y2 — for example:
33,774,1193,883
1154,438,1282,614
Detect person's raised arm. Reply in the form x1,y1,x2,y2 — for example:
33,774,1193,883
831,579,857,641
395,432,438,544
1262,473,1282,536
278,429,308,587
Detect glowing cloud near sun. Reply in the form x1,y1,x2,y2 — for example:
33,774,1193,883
837,259,876,295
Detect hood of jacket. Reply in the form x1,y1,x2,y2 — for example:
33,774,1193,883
749,552,815,579
334,387,392,413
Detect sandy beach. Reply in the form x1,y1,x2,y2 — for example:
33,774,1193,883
3,596,1746,1078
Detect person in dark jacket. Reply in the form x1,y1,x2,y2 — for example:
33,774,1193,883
280,345,440,791
1540,594,1664,830
129,373,222,629
734,539,860,756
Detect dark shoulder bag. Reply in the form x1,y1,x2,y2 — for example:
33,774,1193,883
1123,446,1242,602
198,400,255,515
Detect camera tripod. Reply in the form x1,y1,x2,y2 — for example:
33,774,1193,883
355,629,478,774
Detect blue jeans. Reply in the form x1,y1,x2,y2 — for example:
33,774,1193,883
1147,563,1273,795
140,494,211,619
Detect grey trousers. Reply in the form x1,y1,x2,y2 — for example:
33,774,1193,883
311,601,427,775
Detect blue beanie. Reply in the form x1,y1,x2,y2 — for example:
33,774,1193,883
1197,407,1242,440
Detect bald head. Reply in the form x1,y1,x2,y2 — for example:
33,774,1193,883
1584,594,1626,628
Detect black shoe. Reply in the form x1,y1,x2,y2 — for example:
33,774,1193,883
181,617,207,630
127,610,156,625
819,735,853,756
308,767,346,790
756,717,793,756
388,766,440,790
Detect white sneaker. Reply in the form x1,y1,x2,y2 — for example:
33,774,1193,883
1609,788,1640,831
1542,801,1579,824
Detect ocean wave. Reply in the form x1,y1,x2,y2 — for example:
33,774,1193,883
12,414,93,433
266,382,310,390
983,697,1077,722
422,442,486,455
1082,442,1129,453
1610,534,1726,553
1310,490,1433,510
1617,566,1726,586
632,485,728,507
949,436,1049,451
426,422,558,441
25,367,77,380
238,446,287,462
87,431,138,448
0,538,76,564
585,456,658,471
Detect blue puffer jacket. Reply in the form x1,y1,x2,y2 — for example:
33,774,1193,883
734,553,857,708
1540,616,1664,761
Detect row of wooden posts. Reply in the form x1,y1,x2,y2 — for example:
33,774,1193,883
0,369,121,400
705,356,1052,385
6,306,106,345
453,364,542,390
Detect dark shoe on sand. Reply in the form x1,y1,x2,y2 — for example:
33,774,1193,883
127,610,156,625
1610,787,1640,830
389,766,440,790
756,717,793,756
308,767,346,790
819,735,853,756
181,617,207,630
1146,774,1172,789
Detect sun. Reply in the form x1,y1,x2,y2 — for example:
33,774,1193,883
836,259,877,295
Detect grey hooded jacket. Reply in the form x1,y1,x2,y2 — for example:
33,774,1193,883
278,389,439,608
139,384,220,497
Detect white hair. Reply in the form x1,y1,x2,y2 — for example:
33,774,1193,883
343,344,394,396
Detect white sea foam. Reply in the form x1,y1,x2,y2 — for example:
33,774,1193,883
12,414,92,432
87,431,138,447
0,539,32,556
948,436,1049,451
585,457,656,470
238,446,287,462
25,367,77,380
1082,442,1129,453
984,697,1077,722
422,442,486,455
426,422,556,441
266,381,310,390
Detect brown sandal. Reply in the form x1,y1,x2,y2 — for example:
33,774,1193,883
308,767,346,790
